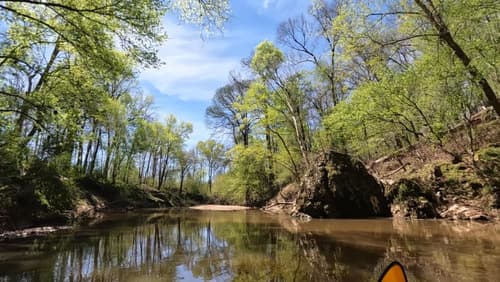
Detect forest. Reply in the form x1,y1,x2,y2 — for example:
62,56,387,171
0,0,499,226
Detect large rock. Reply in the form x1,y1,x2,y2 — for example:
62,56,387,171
386,179,439,219
297,151,390,218
264,151,390,218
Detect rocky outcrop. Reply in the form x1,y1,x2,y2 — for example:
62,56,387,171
386,179,439,219
263,151,390,218
298,151,390,218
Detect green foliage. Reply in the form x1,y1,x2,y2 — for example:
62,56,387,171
1,0,498,214
477,146,500,163
475,145,500,193
0,1,230,219
250,41,285,79
24,160,79,214
210,142,274,205
211,174,241,203
197,139,226,193
323,48,486,159
227,144,274,205
386,179,434,204
206,0,499,207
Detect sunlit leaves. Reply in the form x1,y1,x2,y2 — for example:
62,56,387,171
250,41,285,79
171,0,230,35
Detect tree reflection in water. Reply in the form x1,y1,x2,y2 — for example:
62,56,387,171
0,209,499,281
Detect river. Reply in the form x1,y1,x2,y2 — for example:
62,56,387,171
0,209,498,281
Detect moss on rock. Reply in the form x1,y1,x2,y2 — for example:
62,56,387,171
387,179,439,219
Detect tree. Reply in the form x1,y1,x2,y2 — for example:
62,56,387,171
155,115,192,189
0,0,230,166
206,74,252,146
227,143,274,205
277,0,349,113
0,0,228,177
176,149,195,195
197,139,225,193
361,0,499,115
250,40,312,168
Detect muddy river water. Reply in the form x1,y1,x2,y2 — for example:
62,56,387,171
0,209,498,281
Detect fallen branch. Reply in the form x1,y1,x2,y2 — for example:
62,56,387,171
382,163,409,178
264,201,295,209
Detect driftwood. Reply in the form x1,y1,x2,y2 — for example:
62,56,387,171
264,201,296,209
0,226,72,241
382,163,409,178
367,155,390,171
374,155,391,164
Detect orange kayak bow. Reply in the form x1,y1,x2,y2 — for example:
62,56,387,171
378,261,408,282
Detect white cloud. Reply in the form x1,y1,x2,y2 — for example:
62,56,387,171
139,19,241,101
263,0,272,9
261,0,304,11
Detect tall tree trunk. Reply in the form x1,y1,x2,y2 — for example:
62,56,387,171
179,169,186,196
124,153,132,184
76,139,83,169
157,149,164,189
145,152,152,184
16,41,60,143
139,152,147,183
265,125,274,185
124,142,136,183
414,0,499,116
103,129,113,179
111,148,121,184
88,128,102,174
151,149,158,186
158,146,171,190
83,139,92,172
243,123,249,147
208,164,213,193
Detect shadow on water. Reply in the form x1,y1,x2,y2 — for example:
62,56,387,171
0,209,499,281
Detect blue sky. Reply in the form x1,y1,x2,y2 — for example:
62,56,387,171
139,0,311,147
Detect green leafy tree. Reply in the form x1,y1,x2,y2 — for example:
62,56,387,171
197,139,225,193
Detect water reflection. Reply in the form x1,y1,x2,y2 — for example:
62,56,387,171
0,209,499,281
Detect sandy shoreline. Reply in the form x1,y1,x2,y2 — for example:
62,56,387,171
189,205,251,211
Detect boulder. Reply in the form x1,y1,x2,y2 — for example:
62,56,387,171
390,199,438,219
386,179,439,219
294,151,390,218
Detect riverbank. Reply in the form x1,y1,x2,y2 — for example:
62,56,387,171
1,120,498,234
263,119,499,221
190,205,251,211
370,120,499,220
0,205,252,241
0,176,209,233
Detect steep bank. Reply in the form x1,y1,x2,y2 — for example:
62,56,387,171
264,120,499,220
370,120,499,220
380,151,499,221
0,176,206,233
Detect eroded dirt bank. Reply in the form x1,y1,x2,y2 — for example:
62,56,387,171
263,120,499,221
